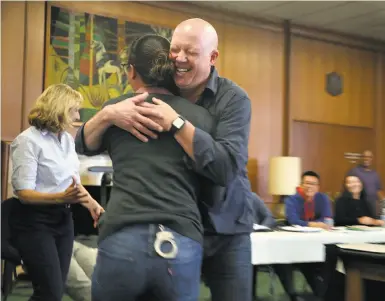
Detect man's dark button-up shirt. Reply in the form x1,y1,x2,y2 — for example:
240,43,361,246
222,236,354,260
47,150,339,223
190,67,254,234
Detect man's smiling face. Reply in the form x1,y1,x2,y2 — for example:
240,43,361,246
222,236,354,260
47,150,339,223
170,21,218,93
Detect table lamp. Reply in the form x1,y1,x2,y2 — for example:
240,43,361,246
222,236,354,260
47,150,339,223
268,156,301,202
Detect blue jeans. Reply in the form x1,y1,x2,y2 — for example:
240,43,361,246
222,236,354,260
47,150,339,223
202,233,252,301
91,225,202,301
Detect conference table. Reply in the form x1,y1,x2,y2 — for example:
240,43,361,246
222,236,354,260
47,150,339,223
78,154,385,267
251,227,385,265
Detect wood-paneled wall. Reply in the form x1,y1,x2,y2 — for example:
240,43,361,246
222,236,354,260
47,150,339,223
291,121,374,194
290,38,377,128
1,1,25,141
375,55,385,183
1,1,384,203
222,23,284,200
1,1,45,141
289,36,384,195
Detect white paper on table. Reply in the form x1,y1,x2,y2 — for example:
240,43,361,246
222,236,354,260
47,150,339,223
346,225,384,231
280,226,323,232
253,224,270,231
337,243,385,254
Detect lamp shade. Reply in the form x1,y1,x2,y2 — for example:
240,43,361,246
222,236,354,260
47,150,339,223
268,156,301,195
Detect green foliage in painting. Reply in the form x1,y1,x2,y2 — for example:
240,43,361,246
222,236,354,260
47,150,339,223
46,6,173,122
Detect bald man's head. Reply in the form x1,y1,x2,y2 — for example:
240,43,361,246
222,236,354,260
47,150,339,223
174,18,218,52
170,18,219,94
362,150,373,168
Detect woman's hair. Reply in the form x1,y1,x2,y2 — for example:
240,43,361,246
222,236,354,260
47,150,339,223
127,34,178,94
28,84,83,133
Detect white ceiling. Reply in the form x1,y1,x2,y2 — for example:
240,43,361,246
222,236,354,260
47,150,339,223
191,1,385,41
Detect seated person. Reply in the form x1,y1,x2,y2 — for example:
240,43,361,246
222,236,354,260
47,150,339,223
250,192,275,228
334,175,384,227
332,175,385,301
285,170,332,230
250,193,275,299
275,171,336,301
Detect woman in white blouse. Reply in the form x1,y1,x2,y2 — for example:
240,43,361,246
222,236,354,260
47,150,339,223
10,84,104,301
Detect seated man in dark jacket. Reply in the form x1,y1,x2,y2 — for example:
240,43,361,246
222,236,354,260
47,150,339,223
251,192,275,228
250,193,275,300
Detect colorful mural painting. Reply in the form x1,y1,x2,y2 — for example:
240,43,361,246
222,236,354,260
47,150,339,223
45,6,173,123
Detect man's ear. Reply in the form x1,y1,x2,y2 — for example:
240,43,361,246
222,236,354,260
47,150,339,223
210,50,219,65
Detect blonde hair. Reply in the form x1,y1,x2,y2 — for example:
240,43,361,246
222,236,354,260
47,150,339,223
28,84,83,133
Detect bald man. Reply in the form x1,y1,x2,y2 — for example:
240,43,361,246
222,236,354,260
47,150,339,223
76,18,254,301
165,18,254,301
348,150,385,216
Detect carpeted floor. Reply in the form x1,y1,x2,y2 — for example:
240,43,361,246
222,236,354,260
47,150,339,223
4,270,312,301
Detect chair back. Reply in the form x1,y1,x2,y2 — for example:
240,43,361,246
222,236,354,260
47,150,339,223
1,197,21,263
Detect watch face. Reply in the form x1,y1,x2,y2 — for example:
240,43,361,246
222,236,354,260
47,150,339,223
173,117,185,129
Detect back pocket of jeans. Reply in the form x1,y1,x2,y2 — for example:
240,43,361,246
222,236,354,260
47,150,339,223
167,237,203,299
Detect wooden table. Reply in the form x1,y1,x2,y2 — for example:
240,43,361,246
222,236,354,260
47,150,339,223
338,244,385,301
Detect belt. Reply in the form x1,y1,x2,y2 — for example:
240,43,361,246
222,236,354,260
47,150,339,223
14,197,71,209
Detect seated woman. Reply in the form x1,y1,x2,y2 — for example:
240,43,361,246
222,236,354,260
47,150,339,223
75,34,215,301
334,175,384,226
9,84,104,301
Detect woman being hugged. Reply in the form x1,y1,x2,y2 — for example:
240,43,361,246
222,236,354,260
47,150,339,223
9,84,104,301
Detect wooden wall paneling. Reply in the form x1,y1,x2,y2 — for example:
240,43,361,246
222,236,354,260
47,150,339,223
1,141,12,201
282,20,291,156
1,1,26,140
290,37,377,128
291,25,385,53
247,158,258,194
291,121,375,195
144,1,283,33
375,53,385,182
221,23,285,201
21,1,46,130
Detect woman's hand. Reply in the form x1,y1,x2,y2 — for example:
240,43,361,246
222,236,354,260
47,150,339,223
358,216,375,225
57,177,88,204
374,219,385,227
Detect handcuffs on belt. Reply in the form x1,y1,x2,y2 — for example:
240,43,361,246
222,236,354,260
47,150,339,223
154,224,178,259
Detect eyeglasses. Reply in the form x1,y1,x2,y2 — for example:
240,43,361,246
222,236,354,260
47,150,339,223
302,181,319,187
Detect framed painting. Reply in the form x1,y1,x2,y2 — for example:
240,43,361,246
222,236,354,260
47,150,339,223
44,5,173,125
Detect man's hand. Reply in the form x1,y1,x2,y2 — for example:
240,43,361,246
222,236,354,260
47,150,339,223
308,221,331,230
106,93,165,142
137,97,179,132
